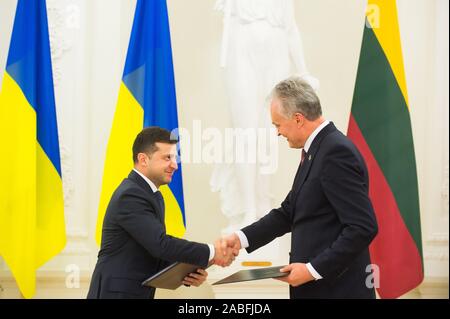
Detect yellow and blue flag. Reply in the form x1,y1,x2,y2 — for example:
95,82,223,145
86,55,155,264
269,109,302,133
0,0,66,299
96,0,186,244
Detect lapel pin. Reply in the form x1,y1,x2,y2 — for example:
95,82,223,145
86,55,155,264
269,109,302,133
308,155,312,161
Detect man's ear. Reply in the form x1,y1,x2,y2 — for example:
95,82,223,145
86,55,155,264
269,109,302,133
294,113,303,125
137,152,147,166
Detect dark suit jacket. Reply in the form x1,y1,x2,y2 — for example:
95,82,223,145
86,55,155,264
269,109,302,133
87,170,210,299
242,123,378,299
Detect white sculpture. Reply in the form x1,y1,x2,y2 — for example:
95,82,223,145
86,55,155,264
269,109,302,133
212,0,319,233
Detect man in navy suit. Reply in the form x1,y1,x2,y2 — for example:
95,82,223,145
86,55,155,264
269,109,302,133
88,127,235,299
222,77,378,298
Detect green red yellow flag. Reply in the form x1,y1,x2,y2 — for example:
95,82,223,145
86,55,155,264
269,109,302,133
348,0,424,298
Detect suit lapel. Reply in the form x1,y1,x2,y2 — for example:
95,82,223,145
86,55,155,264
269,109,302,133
128,170,165,223
129,170,153,195
292,123,337,198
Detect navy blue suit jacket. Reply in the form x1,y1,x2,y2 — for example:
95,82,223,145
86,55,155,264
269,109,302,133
242,123,378,298
87,170,209,299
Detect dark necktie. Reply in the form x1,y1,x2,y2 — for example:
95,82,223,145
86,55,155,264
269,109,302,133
154,191,165,219
300,149,307,166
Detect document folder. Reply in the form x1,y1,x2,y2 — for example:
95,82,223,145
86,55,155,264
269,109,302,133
142,262,204,290
212,265,288,285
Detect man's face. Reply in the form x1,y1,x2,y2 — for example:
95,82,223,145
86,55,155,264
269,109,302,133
143,142,178,187
270,97,304,149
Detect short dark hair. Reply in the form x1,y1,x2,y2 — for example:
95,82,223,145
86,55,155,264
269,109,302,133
132,127,178,163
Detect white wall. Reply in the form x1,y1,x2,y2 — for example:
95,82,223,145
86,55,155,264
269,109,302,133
0,0,448,299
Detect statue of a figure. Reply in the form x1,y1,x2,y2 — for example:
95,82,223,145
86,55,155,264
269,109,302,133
212,0,319,233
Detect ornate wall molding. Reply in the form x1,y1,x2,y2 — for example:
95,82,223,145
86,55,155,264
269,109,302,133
435,0,449,219
66,227,88,240
427,233,449,245
63,227,90,255
62,241,91,255
424,252,449,261
60,144,74,211
442,163,449,216
425,233,449,260
47,0,74,86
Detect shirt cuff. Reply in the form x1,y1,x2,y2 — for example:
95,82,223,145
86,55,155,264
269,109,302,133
234,230,249,249
208,244,215,261
306,262,322,280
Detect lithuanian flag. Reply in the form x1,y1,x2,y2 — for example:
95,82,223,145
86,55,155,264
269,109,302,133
0,0,66,298
95,0,186,245
348,0,424,298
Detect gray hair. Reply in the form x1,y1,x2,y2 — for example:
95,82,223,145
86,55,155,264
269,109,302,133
271,77,322,120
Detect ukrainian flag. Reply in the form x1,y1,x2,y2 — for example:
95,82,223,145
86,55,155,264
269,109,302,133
96,0,185,244
0,0,66,299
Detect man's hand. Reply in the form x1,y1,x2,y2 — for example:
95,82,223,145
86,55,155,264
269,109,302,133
182,268,208,287
221,233,241,252
212,238,237,267
275,263,315,287
212,233,242,267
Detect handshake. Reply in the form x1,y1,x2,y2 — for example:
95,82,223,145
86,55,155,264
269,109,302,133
182,233,242,287
211,233,242,267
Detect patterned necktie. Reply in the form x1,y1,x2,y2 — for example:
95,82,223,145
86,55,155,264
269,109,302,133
300,149,307,166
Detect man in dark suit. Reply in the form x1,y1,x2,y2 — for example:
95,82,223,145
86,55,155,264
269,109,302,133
222,77,378,298
88,127,235,299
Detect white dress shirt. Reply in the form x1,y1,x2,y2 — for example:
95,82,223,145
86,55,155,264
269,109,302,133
234,120,330,280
